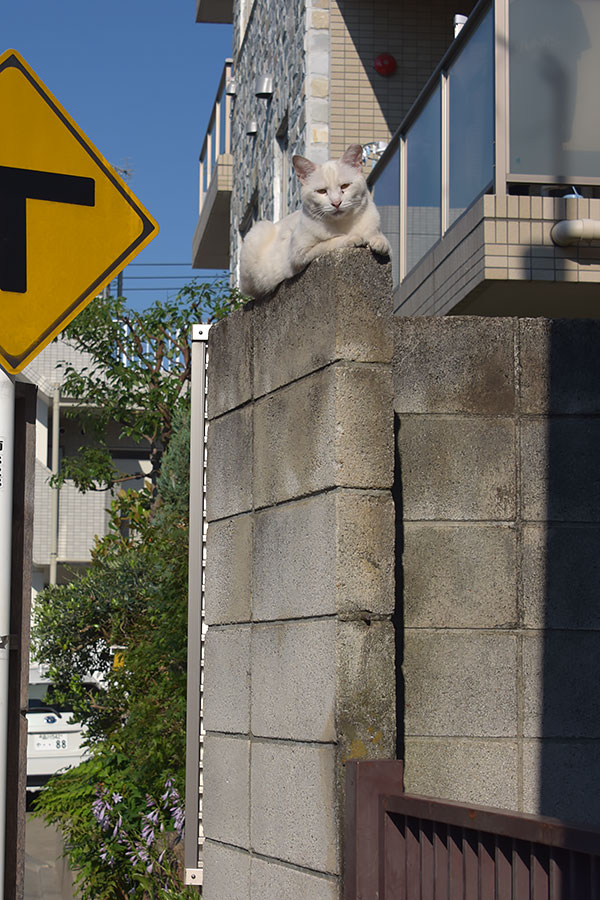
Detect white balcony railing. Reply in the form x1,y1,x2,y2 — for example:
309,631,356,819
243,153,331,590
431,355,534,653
199,59,233,218
369,0,600,288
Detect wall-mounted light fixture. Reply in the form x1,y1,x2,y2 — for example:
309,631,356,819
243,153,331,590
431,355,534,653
225,79,238,96
255,76,273,98
454,14,468,37
246,120,258,135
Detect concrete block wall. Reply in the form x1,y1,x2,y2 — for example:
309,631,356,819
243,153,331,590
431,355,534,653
396,316,600,828
203,248,396,898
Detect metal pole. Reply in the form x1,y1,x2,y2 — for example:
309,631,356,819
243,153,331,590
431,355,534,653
0,367,16,899
184,324,210,888
49,386,60,586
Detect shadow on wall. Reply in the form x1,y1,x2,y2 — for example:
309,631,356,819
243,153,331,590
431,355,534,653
539,319,600,825
335,0,478,140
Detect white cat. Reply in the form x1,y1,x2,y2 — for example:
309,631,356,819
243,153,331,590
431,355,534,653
239,144,391,298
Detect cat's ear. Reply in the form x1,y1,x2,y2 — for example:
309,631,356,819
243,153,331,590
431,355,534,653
340,144,363,170
292,155,317,183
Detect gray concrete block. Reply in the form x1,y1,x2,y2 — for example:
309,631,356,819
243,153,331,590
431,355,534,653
251,619,336,742
203,734,250,848
336,619,396,766
398,417,516,521
520,318,600,414
335,489,395,617
254,364,393,508
203,840,250,900
404,631,518,737
393,317,516,414
206,406,252,521
403,523,518,628
253,494,337,620
207,304,253,419
252,490,395,622
522,740,600,827
253,247,393,398
521,419,600,522
250,740,338,874
522,524,600,629
205,514,253,625
403,737,519,810
203,626,251,734
250,856,339,900
523,633,600,738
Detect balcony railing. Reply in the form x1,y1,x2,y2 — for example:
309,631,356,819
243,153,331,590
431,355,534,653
369,0,600,288
369,0,494,287
198,59,233,218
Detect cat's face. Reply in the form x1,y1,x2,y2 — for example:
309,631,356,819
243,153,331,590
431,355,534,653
293,145,368,221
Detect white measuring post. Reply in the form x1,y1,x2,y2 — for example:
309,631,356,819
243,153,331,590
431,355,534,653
0,367,15,897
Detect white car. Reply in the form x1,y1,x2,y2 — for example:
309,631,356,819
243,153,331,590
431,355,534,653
26,704,87,792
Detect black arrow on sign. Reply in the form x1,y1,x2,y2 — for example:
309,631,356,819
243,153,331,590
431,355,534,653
0,165,95,293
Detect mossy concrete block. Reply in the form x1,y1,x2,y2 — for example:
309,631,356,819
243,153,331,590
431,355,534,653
203,840,250,900
250,740,338,874
205,514,253,625
203,626,251,734
207,303,253,419
253,363,393,507
403,737,519,810
253,247,393,398
520,318,600,414
336,619,396,767
398,417,516,521
523,633,600,738
393,316,515,414
403,523,517,628
203,734,250,849
404,631,518,737
250,619,336,742
206,406,252,521
521,418,600,522
251,856,338,900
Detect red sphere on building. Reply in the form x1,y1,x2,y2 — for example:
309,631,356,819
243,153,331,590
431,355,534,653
374,53,397,77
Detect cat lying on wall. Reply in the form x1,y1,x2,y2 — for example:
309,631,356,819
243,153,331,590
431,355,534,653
239,144,391,299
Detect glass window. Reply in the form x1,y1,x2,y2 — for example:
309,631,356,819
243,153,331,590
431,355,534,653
449,6,494,225
509,0,600,180
406,85,441,274
371,142,400,287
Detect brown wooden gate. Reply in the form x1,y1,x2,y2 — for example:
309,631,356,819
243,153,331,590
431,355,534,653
345,761,600,900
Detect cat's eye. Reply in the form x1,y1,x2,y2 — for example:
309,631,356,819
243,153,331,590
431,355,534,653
316,188,328,194
340,183,350,190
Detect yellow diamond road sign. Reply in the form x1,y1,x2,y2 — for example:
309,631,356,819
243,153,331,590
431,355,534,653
0,49,159,373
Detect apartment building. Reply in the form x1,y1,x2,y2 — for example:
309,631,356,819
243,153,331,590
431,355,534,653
194,0,600,320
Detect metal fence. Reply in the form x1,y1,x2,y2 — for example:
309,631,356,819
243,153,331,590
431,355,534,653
345,760,600,899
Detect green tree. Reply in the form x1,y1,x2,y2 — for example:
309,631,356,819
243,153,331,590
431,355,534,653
32,281,243,899
53,280,242,491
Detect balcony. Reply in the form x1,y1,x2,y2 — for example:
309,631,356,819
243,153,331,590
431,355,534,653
370,0,600,317
195,0,232,24
192,60,233,271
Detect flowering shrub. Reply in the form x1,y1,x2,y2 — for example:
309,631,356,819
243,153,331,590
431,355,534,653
35,753,196,900
90,777,193,900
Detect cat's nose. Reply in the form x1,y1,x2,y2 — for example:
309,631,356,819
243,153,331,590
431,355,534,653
331,198,341,208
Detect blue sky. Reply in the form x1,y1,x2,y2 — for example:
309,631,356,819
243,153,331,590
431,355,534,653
1,2,232,309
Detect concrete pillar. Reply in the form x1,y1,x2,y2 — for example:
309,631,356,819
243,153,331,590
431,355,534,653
202,248,396,899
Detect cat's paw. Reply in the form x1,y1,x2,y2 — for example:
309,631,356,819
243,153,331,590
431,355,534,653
368,233,391,256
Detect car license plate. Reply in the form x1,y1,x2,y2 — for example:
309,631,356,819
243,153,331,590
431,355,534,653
34,734,68,752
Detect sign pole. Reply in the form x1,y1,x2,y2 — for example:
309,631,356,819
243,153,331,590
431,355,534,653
0,367,15,898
